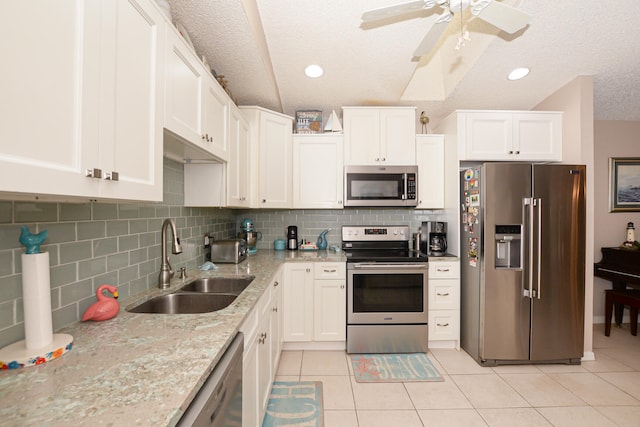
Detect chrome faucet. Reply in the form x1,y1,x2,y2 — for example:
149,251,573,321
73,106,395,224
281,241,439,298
159,218,183,289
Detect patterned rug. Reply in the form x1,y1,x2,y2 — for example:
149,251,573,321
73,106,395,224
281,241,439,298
262,381,324,427
350,353,443,382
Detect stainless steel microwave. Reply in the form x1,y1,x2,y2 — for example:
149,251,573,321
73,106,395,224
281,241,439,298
344,165,418,207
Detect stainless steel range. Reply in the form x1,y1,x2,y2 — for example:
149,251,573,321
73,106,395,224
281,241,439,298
342,225,429,354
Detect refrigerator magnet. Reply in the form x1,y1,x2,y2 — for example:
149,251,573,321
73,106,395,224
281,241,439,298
464,169,474,181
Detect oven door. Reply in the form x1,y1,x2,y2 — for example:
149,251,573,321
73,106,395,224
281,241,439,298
347,262,428,324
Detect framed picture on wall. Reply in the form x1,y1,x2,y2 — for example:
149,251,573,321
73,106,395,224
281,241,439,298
609,157,640,212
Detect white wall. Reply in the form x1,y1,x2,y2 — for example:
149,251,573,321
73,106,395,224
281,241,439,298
593,121,640,322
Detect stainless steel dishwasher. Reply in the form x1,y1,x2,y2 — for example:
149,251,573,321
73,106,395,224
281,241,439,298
177,332,243,427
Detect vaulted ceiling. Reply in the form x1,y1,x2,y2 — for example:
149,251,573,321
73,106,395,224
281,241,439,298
167,0,640,127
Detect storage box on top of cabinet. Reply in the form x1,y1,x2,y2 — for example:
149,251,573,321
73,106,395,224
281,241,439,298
343,107,416,165
438,110,563,161
0,0,166,202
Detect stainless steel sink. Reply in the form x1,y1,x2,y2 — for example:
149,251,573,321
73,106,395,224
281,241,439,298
179,276,254,295
127,293,238,314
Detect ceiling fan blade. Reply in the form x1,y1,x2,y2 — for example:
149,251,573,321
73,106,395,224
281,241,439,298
475,1,532,34
412,15,451,58
362,0,431,23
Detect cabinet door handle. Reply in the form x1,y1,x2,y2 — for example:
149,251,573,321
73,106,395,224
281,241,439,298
340,285,345,289
272,307,278,313
437,322,450,327
436,268,450,272
273,281,279,287
338,200,343,205
104,171,119,181
85,168,102,179
436,292,450,296
323,269,337,273
306,268,311,273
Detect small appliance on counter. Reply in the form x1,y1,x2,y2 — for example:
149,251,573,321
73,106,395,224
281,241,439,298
210,239,247,264
421,221,447,256
287,226,298,250
238,218,261,254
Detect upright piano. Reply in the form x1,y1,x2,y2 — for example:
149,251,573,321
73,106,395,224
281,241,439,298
594,247,640,324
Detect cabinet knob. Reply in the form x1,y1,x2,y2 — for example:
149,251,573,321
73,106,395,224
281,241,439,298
382,157,386,162
273,281,279,287
375,157,380,162
202,134,206,140
104,171,119,181
508,150,514,154
515,150,520,154
338,200,342,205
262,199,266,203
85,168,102,179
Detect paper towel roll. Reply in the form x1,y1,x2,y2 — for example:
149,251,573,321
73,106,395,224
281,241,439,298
21,252,53,349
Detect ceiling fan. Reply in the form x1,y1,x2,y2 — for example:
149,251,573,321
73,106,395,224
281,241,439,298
362,0,532,58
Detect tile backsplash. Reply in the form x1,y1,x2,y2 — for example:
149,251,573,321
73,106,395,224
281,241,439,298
0,158,451,349
0,159,235,348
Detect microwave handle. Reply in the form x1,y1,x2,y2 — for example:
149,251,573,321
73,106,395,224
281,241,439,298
402,173,408,200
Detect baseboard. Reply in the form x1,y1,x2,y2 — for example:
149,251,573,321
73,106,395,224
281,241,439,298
282,341,346,351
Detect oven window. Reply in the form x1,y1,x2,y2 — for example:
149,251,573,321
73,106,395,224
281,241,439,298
348,174,403,200
352,273,424,313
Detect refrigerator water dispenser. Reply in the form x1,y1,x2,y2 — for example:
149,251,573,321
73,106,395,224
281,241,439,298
495,225,522,269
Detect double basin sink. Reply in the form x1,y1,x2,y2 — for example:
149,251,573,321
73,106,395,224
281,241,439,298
128,276,254,314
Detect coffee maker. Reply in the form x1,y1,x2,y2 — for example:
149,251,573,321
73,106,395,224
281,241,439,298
239,218,261,254
287,225,298,250
421,221,448,256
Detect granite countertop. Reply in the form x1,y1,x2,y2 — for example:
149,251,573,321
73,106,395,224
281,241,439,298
0,250,345,427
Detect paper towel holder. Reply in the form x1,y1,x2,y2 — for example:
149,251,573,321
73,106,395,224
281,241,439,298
0,227,73,369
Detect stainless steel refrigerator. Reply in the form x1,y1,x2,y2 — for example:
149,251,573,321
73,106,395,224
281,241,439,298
460,163,586,366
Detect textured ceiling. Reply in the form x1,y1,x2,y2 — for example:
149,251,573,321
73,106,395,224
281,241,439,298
168,0,640,127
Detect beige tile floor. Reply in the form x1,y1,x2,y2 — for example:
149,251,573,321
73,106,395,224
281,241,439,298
275,324,640,426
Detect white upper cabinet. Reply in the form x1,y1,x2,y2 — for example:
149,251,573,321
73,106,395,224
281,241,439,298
0,0,165,202
227,104,251,207
293,134,344,209
415,135,445,209
240,107,293,209
343,107,416,165
455,110,562,161
164,26,228,161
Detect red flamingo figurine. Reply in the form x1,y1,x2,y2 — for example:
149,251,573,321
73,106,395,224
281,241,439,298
82,284,120,321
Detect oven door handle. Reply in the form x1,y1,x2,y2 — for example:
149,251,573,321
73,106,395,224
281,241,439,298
351,263,428,269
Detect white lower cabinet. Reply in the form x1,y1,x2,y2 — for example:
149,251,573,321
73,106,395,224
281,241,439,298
240,269,282,427
283,262,346,345
313,263,346,341
283,263,314,342
428,260,460,349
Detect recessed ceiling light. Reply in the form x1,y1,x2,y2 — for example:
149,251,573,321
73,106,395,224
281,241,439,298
305,64,324,78
508,67,530,81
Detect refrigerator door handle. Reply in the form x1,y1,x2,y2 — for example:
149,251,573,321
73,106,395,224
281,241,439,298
535,198,542,300
524,197,535,299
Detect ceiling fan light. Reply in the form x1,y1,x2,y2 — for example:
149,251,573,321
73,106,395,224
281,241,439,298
304,64,324,78
508,67,530,80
